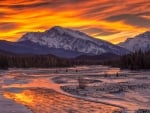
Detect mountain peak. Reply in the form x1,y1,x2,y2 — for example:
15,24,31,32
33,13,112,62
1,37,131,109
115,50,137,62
45,26,95,41
18,26,128,55
118,31,150,52
50,26,64,31
45,26,65,34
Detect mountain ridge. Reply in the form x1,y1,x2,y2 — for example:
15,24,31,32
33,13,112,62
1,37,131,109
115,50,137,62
0,26,130,58
0,40,87,58
118,31,150,52
18,26,129,56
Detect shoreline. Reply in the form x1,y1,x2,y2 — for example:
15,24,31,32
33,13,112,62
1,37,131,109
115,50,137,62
49,79,125,111
59,87,125,110
0,91,33,113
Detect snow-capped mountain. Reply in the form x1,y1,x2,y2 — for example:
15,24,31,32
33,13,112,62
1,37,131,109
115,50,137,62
118,31,150,52
18,26,128,55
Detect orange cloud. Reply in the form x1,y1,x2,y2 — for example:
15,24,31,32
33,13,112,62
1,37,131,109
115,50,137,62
0,0,150,43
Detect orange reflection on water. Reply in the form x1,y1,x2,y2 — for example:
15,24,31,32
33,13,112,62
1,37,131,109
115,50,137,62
4,90,33,104
3,88,121,113
2,78,61,92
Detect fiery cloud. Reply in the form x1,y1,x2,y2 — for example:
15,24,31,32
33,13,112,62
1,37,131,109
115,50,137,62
0,0,150,43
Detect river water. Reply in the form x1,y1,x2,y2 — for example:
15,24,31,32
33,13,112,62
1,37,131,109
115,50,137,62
0,65,149,113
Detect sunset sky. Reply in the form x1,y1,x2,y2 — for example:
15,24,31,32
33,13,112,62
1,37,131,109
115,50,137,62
0,0,150,44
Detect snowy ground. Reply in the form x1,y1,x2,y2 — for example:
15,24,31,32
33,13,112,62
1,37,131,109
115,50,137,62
51,66,150,113
0,66,122,113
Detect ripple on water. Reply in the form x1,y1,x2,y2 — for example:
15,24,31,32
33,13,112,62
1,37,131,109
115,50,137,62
4,88,121,113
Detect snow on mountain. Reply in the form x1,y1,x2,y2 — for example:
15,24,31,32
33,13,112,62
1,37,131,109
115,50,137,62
0,40,86,58
118,31,150,52
18,26,128,55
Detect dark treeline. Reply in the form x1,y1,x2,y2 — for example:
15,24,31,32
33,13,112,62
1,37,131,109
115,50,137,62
103,50,150,70
0,56,8,70
1,50,150,70
0,54,102,70
0,54,74,69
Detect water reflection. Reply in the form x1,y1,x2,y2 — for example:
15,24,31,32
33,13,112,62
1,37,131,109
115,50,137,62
2,78,62,93
4,88,120,113
5,90,33,104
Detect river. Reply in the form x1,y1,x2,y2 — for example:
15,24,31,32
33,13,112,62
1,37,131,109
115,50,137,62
0,65,149,113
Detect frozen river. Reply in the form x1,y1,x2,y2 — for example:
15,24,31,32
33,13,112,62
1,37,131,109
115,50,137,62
0,65,150,113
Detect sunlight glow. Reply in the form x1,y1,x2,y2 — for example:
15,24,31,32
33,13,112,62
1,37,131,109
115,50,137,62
4,91,33,104
0,0,150,43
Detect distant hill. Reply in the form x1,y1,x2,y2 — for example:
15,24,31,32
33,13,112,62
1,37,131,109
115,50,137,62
76,53,119,61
